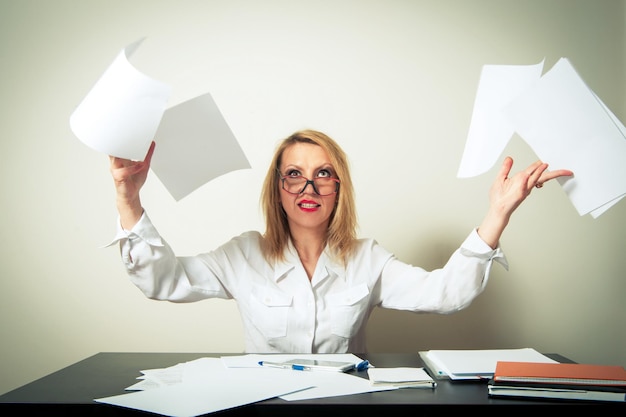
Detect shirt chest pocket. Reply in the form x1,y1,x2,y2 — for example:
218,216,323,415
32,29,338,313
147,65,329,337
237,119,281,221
249,286,293,339
327,283,370,339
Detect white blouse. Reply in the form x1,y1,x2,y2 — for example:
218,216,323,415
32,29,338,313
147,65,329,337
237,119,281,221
111,212,508,354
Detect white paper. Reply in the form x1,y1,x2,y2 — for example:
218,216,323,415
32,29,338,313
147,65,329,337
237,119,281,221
97,354,394,415
458,58,626,218
96,357,313,417
425,348,557,380
151,93,251,201
278,370,396,401
458,60,544,177
70,39,251,201
505,58,626,217
367,367,436,388
125,363,186,391
223,354,397,400
220,353,364,368
70,38,171,161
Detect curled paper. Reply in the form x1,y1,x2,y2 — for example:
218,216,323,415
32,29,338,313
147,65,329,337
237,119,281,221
459,58,626,218
70,39,251,201
70,38,172,161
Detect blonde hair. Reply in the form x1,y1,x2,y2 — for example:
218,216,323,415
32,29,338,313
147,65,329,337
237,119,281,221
260,130,357,265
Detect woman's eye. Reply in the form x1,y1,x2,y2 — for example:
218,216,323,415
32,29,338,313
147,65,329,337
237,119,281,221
317,169,332,178
286,170,301,177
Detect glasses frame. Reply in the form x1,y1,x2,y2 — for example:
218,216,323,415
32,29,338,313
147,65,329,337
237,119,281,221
277,170,340,196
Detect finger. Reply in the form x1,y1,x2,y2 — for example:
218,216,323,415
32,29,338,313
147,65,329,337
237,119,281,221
109,155,130,170
109,141,155,168
527,161,548,188
498,156,514,181
538,168,574,184
109,154,123,167
144,141,156,165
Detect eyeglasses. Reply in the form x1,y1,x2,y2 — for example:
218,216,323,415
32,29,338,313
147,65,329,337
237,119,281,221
278,171,340,196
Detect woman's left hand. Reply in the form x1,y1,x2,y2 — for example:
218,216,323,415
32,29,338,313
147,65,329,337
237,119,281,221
477,156,574,248
490,156,573,217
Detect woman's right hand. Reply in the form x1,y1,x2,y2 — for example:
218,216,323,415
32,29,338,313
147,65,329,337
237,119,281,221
109,141,155,229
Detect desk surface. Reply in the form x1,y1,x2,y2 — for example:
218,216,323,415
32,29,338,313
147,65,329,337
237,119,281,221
0,352,622,415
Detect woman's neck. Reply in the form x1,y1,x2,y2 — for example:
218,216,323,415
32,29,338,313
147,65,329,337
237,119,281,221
290,227,327,279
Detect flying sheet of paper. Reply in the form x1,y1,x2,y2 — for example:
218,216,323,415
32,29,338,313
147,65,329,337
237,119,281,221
70,38,171,161
459,58,626,218
70,39,250,201
457,60,544,178
150,93,250,201
504,58,626,217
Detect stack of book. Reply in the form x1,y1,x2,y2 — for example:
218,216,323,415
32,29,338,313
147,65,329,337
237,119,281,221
488,361,626,403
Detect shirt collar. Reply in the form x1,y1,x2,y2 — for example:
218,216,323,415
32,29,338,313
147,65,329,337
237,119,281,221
272,239,346,286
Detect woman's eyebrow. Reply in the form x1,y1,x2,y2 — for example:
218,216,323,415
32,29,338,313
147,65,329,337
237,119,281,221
281,164,301,171
282,163,333,171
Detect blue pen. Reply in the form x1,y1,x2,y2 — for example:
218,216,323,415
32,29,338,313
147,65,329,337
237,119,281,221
356,360,370,372
258,361,293,370
258,361,311,371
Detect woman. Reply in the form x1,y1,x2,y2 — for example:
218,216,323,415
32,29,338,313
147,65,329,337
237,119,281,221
109,129,573,353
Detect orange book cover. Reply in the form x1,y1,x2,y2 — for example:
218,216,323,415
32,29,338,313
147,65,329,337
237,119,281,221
494,361,626,386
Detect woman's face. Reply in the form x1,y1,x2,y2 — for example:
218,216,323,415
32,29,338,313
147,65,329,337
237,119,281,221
278,142,338,234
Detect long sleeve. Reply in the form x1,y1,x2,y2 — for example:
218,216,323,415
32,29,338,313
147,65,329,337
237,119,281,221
374,228,508,313
106,216,509,353
108,212,231,302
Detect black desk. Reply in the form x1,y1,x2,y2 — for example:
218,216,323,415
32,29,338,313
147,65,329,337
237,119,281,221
0,352,621,415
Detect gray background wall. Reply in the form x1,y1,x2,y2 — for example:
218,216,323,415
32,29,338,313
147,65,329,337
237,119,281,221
1,0,624,396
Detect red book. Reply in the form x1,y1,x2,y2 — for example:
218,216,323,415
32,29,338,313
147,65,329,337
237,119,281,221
494,361,626,386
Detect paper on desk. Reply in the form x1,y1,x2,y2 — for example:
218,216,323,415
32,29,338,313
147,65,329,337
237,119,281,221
70,39,250,201
458,58,626,218
367,367,436,388
96,357,314,417
279,370,397,401
423,348,557,380
126,362,185,391
220,353,365,368
99,355,396,414
218,353,397,400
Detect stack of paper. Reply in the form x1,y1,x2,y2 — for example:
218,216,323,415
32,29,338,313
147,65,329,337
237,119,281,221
367,367,436,389
95,354,396,416
419,348,557,380
488,361,626,403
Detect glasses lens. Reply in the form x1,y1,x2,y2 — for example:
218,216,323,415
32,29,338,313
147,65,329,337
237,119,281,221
313,177,337,196
282,176,338,196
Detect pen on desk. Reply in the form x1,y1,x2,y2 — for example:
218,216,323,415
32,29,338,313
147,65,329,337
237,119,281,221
258,361,293,370
258,361,313,371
